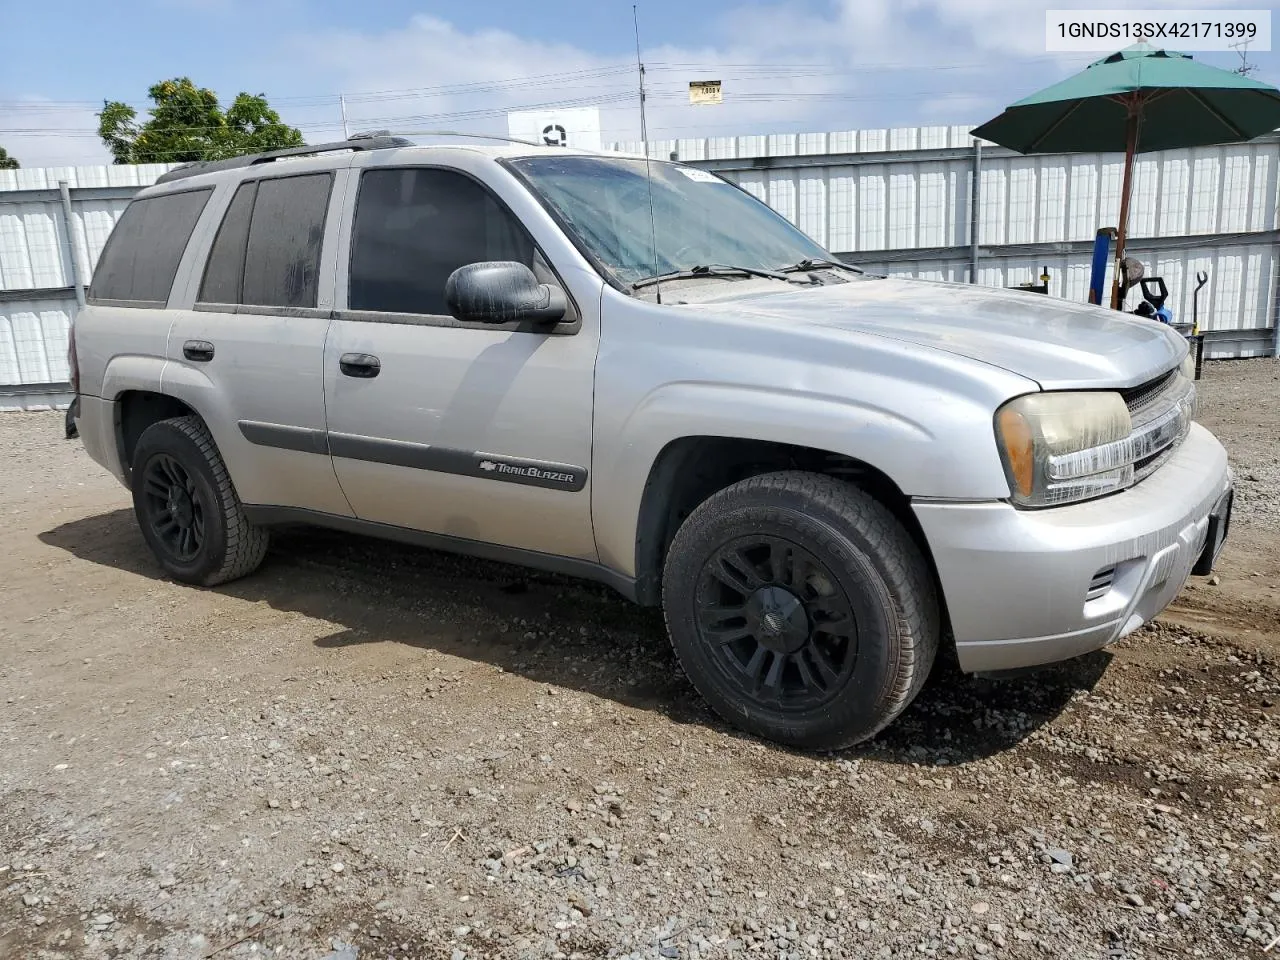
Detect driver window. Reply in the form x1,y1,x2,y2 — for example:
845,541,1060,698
348,168,535,315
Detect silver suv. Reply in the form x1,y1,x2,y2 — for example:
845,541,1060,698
70,135,1233,749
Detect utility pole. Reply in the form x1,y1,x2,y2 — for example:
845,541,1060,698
632,3,661,303
633,5,649,155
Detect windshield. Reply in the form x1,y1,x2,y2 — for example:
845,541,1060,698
507,155,835,287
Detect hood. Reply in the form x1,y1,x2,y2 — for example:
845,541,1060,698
687,276,1186,390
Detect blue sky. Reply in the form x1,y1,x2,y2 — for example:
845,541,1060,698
2,0,1275,166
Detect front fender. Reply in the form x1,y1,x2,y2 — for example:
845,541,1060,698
592,380,1014,578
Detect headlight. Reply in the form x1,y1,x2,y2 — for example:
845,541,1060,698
995,392,1133,507
1180,350,1195,384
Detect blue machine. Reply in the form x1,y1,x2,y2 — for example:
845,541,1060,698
1086,228,1207,379
1089,228,1173,322
1088,228,1115,305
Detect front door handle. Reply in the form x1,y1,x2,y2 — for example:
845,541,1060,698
339,353,381,378
183,340,215,362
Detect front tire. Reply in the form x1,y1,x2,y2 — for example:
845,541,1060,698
131,415,268,586
662,471,939,750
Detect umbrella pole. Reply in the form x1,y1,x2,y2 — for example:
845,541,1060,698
1109,102,1141,310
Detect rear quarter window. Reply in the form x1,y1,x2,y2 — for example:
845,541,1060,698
88,188,213,304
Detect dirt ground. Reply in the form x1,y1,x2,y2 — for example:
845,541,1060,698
1,360,1277,960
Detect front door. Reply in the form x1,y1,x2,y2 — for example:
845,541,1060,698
322,162,599,559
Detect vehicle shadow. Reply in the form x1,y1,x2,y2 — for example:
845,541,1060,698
39,509,1110,764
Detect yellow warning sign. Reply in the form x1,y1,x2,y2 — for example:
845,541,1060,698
689,80,723,105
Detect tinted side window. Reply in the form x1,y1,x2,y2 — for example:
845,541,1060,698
349,168,534,315
198,181,256,304
89,188,212,303
241,174,332,308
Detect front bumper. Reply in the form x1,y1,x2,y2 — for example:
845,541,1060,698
913,423,1232,673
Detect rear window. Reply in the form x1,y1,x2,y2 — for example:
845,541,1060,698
197,173,333,309
88,188,212,304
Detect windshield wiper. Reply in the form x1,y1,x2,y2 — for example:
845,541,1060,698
778,257,864,276
631,264,813,290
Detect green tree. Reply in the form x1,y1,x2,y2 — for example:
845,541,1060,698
97,77,303,165
0,146,18,170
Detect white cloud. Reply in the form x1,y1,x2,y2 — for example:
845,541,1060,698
273,3,1144,151
10,0,1267,170
280,16,619,140
279,10,971,148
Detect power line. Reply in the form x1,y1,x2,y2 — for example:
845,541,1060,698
0,50,1115,164
0,66,638,112
0,90,641,140
0,77,1022,136
0,52,1108,113
339,66,636,103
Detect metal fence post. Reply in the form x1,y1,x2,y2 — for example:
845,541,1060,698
57,181,87,310
969,140,982,284
1271,246,1280,357
1274,143,1280,357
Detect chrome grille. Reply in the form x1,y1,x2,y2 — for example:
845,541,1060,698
1119,370,1176,416
1123,368,1194,430
1129,369,1196,483
1086,566,1116,602
1132,444,1178,484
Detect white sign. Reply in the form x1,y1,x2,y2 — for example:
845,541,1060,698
689,80,723,105
1046,9,1271,51
677,167,721,183
507,106,602,151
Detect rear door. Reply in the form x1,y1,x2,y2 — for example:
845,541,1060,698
165,162,353,516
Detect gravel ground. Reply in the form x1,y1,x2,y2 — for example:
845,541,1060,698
1,359,1277,960
1193,358,1280,532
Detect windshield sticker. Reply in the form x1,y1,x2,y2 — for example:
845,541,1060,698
676,167,721,183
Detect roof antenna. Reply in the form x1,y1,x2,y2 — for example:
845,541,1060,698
634,3,662,304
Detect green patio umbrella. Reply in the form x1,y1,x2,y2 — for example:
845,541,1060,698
972,45,1280,309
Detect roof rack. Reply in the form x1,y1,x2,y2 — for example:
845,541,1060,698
152,134,414,185
377,129,547,148
152,129,562,186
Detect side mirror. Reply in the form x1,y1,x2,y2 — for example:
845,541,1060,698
445,261,567,325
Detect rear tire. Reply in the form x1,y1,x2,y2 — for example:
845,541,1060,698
130,415,268,586
661,471,939,750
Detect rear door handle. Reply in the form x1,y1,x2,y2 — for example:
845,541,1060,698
339,353,381,378
183,340,214,362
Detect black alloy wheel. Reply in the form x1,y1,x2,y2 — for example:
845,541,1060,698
662,471,940,750
695,535,857,710
139,452,207,563
130,415,269,586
